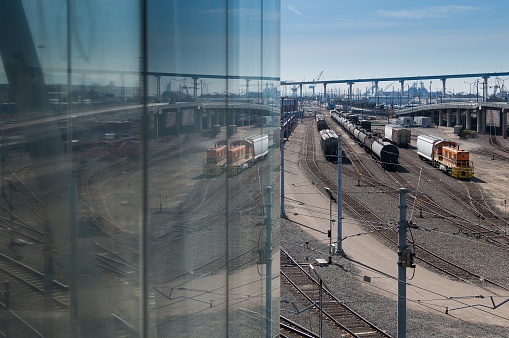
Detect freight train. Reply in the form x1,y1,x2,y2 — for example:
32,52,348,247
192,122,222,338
316,114,329,131
416,135,474,179
331,111,399,169
203,134,269,176
319,128,339,161
384,124,411,147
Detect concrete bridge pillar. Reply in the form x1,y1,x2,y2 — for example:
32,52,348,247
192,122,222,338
438,110,443,126
441,78,446,103
481,107,486,134
400,80,404,97
176,108,181,136
215,109,220,126
205,110,212,129
194,108,202,132
348,82,353,101
465,109,472,130
446,108,453,127
503,109,507,139
299,84,302,98
476,108,482,133
483,77,489,102
323,83,327,103
231,109,237,126
455,108,462,126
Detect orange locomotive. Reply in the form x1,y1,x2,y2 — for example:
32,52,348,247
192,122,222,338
203,134,269,177
416,135,474,179
203,140,227,175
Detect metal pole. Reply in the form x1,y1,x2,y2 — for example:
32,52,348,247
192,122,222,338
337,135,343,254
328,188,332,264
4,281,9,336
1,122,5,197
398,188,408,338
265,186,273,338
280,114,286,218
319,277,323,338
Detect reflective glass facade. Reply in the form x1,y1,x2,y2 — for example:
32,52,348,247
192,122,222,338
0,1,279,336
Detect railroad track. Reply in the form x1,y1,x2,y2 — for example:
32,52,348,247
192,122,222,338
489,134,509,159
396,152,509,247
304,123,509,293
281,247,392,337
280,315,319,337
328,124,509,249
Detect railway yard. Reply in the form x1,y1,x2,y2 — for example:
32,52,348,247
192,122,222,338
0,119,281,336
281,104,509,337
2,101,509,336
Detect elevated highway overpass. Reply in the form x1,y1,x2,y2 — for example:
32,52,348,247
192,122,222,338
1,101,279,143
395,102,508,138
282,71,509,104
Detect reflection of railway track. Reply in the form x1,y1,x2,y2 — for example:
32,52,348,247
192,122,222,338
0,252,69,310
0,167,46,244
281,247,392,337
304,123,509,293
0,252,139,336
92,239,138,277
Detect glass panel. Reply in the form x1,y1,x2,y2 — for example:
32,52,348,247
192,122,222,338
1,0,142,336
147,0,279,336
0,0,279,336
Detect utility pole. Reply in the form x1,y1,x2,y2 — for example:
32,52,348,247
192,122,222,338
324,187,336,264
397,188,415,338
265,186,274,338
280,109,286,218
337,135,343,254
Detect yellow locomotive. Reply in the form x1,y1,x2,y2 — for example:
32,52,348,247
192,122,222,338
416,135,474,179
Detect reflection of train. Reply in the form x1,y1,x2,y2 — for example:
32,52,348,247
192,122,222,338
281,112,299,140
331,111,399,169
203,140,227,176
203,134,269,176
93,136,140,158
417,135,474,179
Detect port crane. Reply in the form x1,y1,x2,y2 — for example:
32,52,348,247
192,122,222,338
309,71,323,96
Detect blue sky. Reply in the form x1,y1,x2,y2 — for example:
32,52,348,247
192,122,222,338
281,1,509,94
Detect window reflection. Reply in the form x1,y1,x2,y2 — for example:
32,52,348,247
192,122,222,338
0,0,279,336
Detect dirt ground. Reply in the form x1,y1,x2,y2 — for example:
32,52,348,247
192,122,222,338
283,119,509,328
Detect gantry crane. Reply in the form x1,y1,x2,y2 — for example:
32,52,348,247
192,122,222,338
309,71,323,97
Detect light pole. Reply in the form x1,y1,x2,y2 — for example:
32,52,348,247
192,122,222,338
324,187,336,264
464,81,475,101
